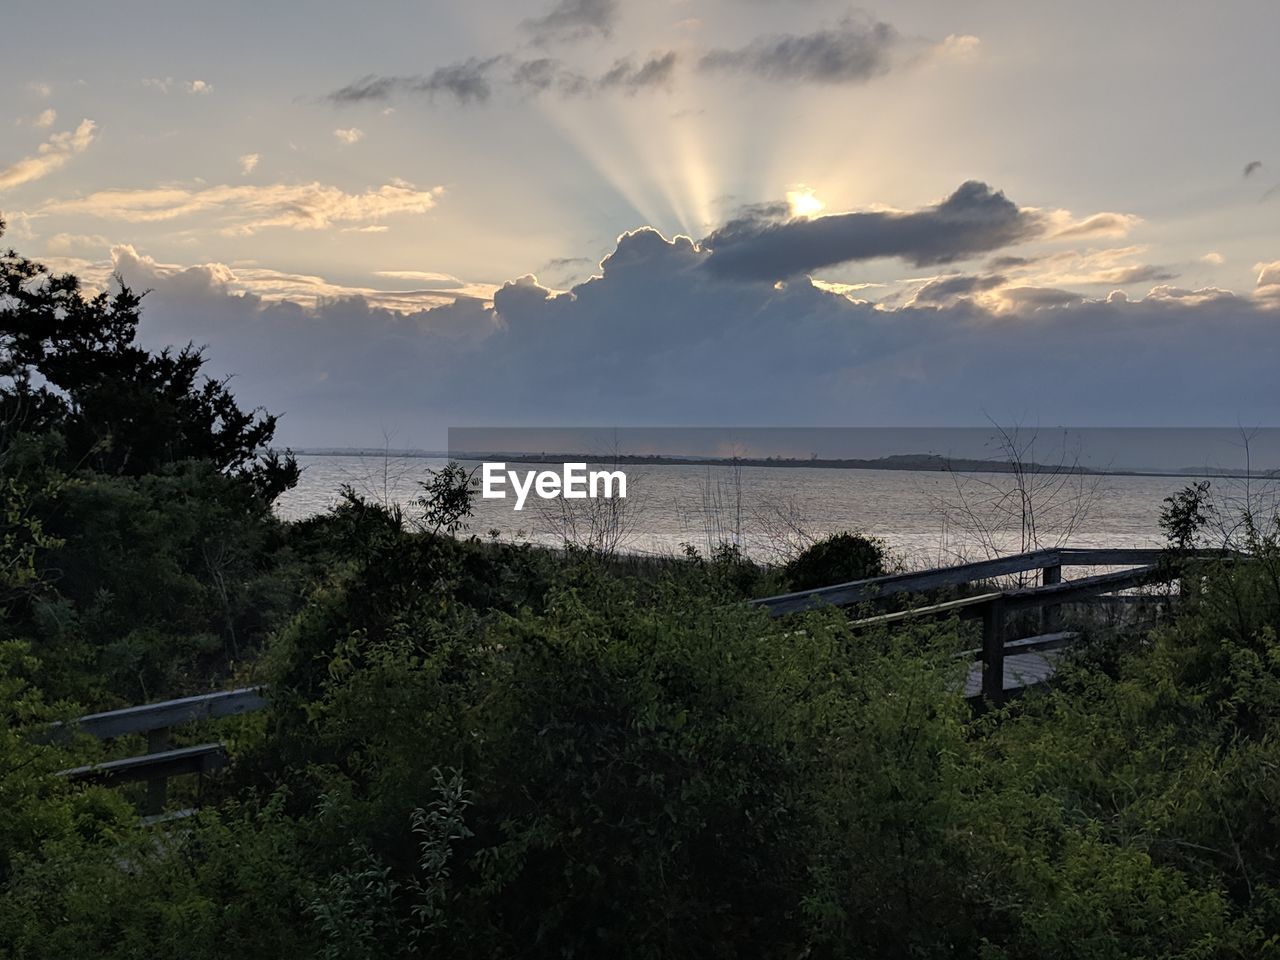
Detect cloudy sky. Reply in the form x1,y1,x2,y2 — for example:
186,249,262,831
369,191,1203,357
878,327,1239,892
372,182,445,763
3,0,1279,447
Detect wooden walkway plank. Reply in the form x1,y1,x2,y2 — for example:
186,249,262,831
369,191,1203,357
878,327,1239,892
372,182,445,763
963,651,1062,699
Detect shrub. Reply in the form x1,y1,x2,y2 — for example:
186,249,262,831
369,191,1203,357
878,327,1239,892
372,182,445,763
782,531,889,592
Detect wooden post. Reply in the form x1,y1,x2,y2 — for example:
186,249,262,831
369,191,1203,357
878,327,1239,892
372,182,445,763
145,728,169,815
1040,564,1062,633
982,597,1006,704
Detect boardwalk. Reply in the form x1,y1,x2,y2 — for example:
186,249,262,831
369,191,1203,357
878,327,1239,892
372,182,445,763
963,650,1061,699
754,546,1217,703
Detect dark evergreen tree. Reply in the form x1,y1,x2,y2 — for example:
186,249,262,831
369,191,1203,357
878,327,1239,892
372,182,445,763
0,216,298,501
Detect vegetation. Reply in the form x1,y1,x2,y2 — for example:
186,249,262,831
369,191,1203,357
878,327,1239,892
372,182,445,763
781,531,889,591
4,222,1280,957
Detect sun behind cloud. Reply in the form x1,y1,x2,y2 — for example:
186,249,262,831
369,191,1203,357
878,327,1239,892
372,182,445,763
786,186,825,219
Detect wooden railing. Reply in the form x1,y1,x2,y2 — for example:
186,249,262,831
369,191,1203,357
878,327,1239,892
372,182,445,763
752,546,1228,704
48,686,267,816
40,546,1230,817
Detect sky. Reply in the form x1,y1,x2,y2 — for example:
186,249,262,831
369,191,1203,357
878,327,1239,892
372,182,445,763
2,0,1279,448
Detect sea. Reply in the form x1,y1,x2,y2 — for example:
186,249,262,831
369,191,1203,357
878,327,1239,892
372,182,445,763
274,454,1272,567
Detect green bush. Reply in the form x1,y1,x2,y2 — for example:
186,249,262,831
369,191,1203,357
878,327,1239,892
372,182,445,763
258,549,979,958
8,513,1280,958
783,531,889,592
0,796,315,959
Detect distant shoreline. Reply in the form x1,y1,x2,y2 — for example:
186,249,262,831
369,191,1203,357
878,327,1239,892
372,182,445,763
289,449,1277,482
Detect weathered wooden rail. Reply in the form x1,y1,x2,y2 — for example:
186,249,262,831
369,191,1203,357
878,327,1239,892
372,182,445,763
48,686,267,815
752,546,1225,705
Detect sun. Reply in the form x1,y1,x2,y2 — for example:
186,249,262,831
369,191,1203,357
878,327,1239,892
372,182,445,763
786,186,825,219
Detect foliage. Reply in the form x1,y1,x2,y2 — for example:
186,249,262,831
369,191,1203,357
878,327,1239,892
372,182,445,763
782,530,888,591
7,502,1280,957
412,461,475,537
0,795,314,959
1161,480,1215,552
0,640,134,891
2,453,297,703
0,218,298,501
0,220,310,704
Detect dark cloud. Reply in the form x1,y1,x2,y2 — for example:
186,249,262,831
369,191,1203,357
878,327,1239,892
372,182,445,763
523,0,619,43
999,286,1082,309
910,274,1006,306
598,52,679,92
329,51,675,106
699,16,898,84
328,59,500,105
733,199,791,221
987,254,1040,270
328,75,399,104
114,228,1280,444
1244,160,1263,178
1092,265,1178,285
702,181,1043,280
421,59,500,104
546,256,593,267
511,58,568,92
509,58,595,96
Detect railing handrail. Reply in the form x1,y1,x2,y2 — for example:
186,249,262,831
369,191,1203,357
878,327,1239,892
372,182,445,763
750,546,1231,617
59,742,228,785
38,686,267,743
751,548,1063,616
46,687,269,816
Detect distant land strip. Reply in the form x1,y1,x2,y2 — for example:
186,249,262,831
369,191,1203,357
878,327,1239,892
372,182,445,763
289,449,1279,481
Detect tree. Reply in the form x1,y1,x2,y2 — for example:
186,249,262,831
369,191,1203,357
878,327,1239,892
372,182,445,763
0,216,298,502
0,216,303,700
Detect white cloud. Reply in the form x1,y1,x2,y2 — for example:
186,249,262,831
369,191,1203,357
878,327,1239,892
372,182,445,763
932,34,980,64
1,211,37,241
43,177,444,235
239,153,261,174
1045,210,1142,239
0,119,97,192
139,77,212,95
333,127,365,145
1142,284,1236,306
44,232,111,256
970,245,1176,294
1201,251,1225,265
1255,260,1280,306
375,270,470,284
27,81,52,97
45,243,497,314
33,108,57,128
129,246,491,309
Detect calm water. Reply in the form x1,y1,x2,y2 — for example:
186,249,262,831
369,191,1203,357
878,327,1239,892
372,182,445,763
274,454,1254,566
